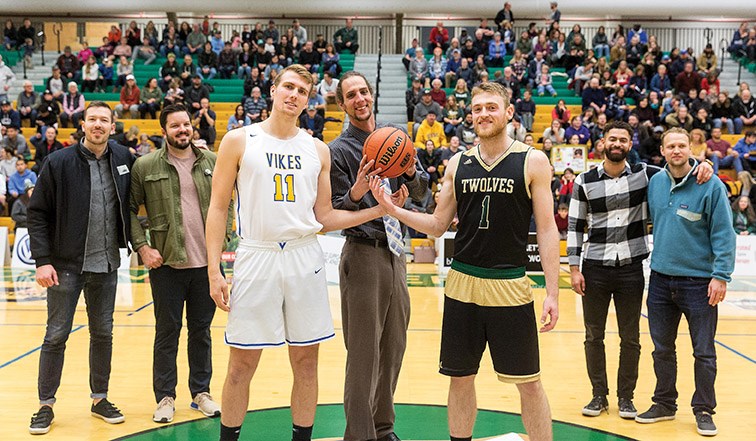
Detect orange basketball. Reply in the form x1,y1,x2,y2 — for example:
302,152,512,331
362,127,416,178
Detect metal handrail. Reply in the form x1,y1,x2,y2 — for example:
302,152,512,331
719,38,729,72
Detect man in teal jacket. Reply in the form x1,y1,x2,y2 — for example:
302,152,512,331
636,127,736,437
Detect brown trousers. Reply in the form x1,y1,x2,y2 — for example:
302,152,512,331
340,239,411,440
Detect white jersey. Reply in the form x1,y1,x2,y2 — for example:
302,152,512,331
235,123,323,241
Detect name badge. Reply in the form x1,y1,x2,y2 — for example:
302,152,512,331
117,165,130,176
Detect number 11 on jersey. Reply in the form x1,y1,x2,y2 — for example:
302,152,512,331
273,173,296,202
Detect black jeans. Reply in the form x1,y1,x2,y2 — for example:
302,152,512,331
38,270,117,404
581,260,644,399
149,265,215,402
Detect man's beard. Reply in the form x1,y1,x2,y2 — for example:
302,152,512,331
167,132,192,150
605,147,628,162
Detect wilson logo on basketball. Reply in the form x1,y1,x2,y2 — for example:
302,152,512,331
378,135,404,166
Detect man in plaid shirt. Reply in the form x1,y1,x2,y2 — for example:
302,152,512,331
567,122,712,420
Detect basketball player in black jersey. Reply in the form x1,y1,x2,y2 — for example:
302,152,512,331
369,81,560,441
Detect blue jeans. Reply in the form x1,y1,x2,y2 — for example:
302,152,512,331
38,270,118,404
712,117,744,135
538,84,556,96
711,154,744,174
594,44,610,59
647,271,718,415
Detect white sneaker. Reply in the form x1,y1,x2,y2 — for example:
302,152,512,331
190,392,221,417
153,396,175,423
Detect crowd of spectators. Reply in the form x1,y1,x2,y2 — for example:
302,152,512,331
402,6,756,213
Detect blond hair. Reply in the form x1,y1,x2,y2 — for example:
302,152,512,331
661,127,691,145
471,81,511,107
273,64,315,92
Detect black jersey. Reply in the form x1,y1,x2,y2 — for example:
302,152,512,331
453,141,533,270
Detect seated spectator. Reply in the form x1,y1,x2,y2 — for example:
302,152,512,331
696,44,718,77
228,104,252,131
7,156,36,210
428,47,447,84
444,49,463,88
516,31,533,59
564,116,591,145
101,58,115,91
298,41,320,74
456,112,476,147
31,126,63,173
506,116,527,142
1,125,30,159
160,30,181,58
60,82,85,128
732,196,756,235
34,101,59,136
299,105,324,140
429,78,446,107
192,97,217,149
113,37,132,59
77,41,94,66
163,78,185,106
582,78,606,113
606,87,630,121
416,139,443,188
557,168,575,205
689,128,709,163
456,58,475,90
413,89,443,137
132,37,157,65
551,99,571,128
94,36,114,60
728,22,750,55
543,119,566,144
711,91,743,134
592,26,610,59
428,21,450,53
675,61,701,96
692,107,713,136
515,89,536,132
124,21,141,48
664,105,694,131
639,125,664,166
555,203,569,240
185,23,207,55
80,56,102,93
334,18,359,54
1,98,21,129
243,87,267,123
734,88,756,129
439,135,467,166
276,35,294,66
733,130,756,171
536,63,557,97
307,88,326,117
487,32,507,67
402,38,420,70
415,112,447,150
3,19,18,51
572,59,594,94
217,42,238,79
625,35,645,68
406,78,423,122
158,53,180,90
139,77,163,119
209,30,224,55
408,48,428,83
472,30,489,61
10,181,33,229
318,71,339,105
45,66,65,102
632,96,659,126
442,95,463,137
115,55,133,91
185,75,210,112
321,44,341,77
115,75,140,119
313,33,327,54
707,126,743,174
460,38,480,65
197,42,218,80
496,66,520,101
472,54,489,84
650,64,672,95
56,46,80,81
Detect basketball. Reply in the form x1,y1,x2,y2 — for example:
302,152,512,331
362,127,416,178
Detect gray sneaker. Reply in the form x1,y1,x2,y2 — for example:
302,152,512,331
153,396,175,423
695,411,718,436
191,392,221,417
635,404,676,423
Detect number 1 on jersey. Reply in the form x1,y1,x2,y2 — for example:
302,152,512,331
273,173,296,202
479,195,490,229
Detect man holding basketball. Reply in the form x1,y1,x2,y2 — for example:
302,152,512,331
205,65,406,441
330,71,429,441
369,82,560,441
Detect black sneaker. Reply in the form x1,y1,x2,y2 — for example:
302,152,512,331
695,411,718,436
29,406,54,435
618,398,637,419
582,396,609,416
91,399,125,424
635,404,676,423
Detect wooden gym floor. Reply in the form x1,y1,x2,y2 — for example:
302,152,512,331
0,265,754,440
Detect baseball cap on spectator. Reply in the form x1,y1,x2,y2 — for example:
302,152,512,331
307,104,316,111
653,125,665,133
126,74,135,81
661,54,671,61
422,88,431,95
1,100,10,106
680,49,688,55
44,89,52,95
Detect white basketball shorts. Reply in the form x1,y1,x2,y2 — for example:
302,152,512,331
225,235,335,348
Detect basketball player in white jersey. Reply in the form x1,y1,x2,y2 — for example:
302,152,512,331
205,64,408,441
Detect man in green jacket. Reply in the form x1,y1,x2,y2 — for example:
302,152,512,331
129,104,232,424
334,18,359,54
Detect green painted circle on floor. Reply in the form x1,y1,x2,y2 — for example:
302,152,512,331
114,403,636,440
